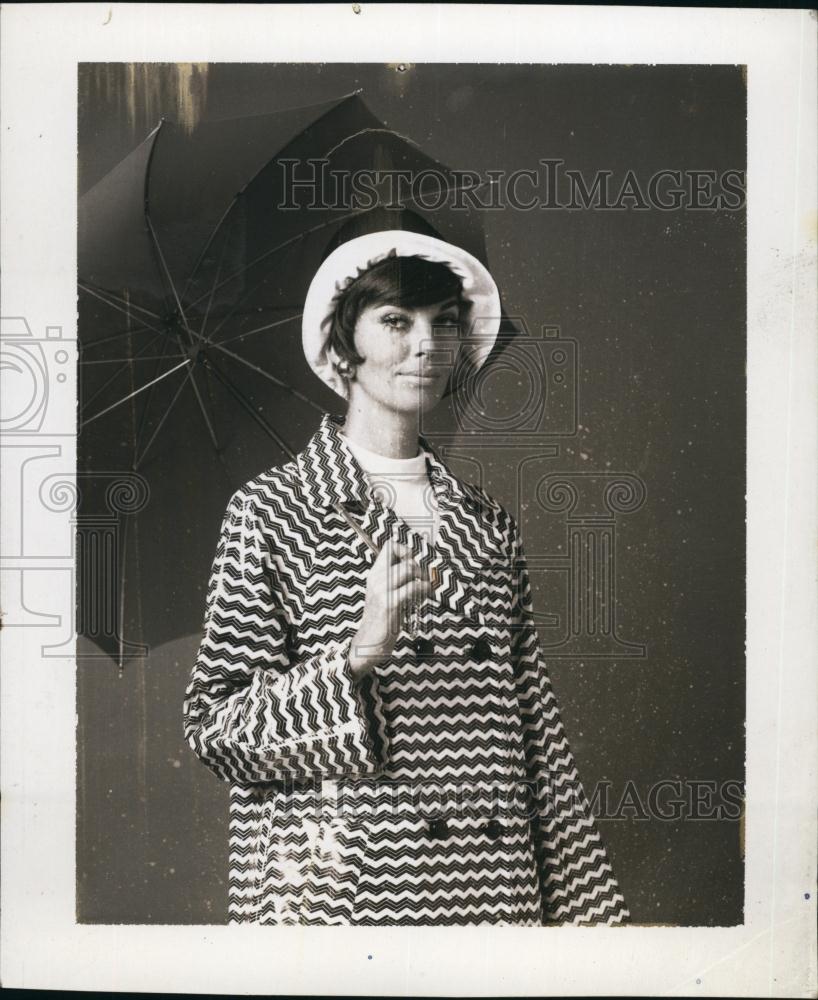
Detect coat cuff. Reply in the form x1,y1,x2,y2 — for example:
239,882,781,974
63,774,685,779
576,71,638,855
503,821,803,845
240,636,388,777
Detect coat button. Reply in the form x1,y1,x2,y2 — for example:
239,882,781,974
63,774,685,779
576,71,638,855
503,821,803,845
470,636,492,662
485,819,504,840
427,818,449,839
414,636,434,659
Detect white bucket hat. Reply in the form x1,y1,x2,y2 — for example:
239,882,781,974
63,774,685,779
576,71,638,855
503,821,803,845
302,228,502,400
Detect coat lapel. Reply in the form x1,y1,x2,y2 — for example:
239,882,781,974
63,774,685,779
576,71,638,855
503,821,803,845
296,413,505,624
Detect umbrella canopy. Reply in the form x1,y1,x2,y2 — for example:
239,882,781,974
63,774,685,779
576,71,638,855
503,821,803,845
77,92,518,666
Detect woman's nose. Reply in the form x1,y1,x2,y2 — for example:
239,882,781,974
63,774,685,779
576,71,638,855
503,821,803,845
408,317,434,354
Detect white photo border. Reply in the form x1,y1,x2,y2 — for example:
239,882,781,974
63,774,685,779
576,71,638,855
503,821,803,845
1,3,816,996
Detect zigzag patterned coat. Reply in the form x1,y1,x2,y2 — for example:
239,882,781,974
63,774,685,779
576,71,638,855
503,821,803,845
183,412,629,925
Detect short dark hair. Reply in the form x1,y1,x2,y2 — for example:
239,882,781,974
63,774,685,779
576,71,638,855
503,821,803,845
323,251,467,367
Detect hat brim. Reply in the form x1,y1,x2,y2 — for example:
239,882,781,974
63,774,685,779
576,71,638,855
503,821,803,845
302,230,502,401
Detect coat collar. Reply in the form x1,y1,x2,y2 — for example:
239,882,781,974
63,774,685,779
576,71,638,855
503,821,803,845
296,412,504,623
297,411,484,513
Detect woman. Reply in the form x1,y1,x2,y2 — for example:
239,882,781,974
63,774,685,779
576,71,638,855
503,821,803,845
183,208,630,926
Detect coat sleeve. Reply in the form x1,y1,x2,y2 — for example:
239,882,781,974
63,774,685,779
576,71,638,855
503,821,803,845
183,488,386,785
507,513,630,926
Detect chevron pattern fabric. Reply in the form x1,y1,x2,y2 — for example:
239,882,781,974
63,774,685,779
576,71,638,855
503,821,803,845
183,412,629,926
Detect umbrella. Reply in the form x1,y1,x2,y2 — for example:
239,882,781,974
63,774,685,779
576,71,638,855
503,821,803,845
77,92,518,667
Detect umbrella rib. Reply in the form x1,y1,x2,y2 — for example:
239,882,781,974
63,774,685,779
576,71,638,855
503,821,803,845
197,212,234,343
81,353,187,364
188,364,220,451
196,208,374,348
181,90,364,299
205,356,296,460
210,311,302,348
79,282,165,333
181,195,240,306
186,207,366,319
133,329,177,466
213,344,324,414
81,324,159,349
81,358,191,428
209,341,325,415
321,126,422,161
133,363,195,470
80,330,167,414
79,281,163,321
144,214,199,345
168,328,220,452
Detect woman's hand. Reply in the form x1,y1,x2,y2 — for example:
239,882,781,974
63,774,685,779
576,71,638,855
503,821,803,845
348,538,433,681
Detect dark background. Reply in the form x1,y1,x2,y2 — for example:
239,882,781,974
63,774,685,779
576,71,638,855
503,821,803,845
77,63,746,925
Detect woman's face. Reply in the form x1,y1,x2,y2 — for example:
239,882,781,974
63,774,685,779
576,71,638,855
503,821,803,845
347,298,460,415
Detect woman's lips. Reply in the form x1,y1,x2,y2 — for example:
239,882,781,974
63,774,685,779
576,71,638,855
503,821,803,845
397,371,440,383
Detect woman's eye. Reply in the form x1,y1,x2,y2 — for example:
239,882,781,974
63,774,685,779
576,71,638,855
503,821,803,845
382,314,409,330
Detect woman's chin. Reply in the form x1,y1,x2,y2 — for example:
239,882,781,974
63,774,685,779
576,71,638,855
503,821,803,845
392,386,445,414
398,376,448,405
349,378,448,416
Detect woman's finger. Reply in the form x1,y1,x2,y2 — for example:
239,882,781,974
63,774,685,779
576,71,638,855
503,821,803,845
393,576,433,612
376,538,410,568
383,556,420,591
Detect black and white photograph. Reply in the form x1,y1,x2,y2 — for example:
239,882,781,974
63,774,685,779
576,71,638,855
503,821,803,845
1,4,816,996
75,58,748,929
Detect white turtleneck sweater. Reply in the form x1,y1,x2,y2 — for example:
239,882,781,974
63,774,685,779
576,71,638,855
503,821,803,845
341,433,440,544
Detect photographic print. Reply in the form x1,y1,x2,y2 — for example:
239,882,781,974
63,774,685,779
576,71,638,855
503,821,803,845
1,5,815,996
75,61,745,927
